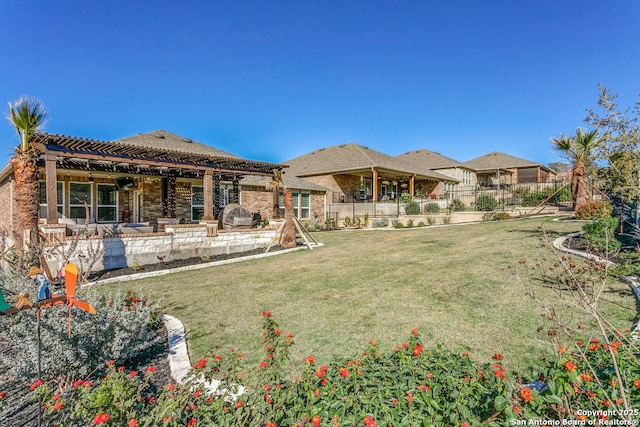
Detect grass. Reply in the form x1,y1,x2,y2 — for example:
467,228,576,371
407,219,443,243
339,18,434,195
96,216,636,373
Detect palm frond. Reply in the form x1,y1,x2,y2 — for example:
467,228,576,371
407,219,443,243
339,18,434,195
6,96,48,152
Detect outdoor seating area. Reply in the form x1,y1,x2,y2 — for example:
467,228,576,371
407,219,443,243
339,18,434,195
58,218,154,237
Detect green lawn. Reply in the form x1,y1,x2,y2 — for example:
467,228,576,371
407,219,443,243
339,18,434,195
97,217,635,373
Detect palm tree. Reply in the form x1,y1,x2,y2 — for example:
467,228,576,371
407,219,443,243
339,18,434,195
7,96,48,251
551,127,603,215
266,169,296,248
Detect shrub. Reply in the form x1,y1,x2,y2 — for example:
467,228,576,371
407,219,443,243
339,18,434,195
475,194,499,211
426,216,436,225
372,218,389,228
575,200,613,220
0,288,162,390
423,203,440,214
406,219,414,228
449,198,465,212
324,218,336,230
417,221,426,227
404,201,421,215
30,313,640,426
443,216,452,225
391,219,404,228
582,216,621,254
343,216,351,228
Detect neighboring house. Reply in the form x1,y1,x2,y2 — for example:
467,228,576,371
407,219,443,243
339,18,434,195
396,149,477,193
0,130,287,239
284,143,458,204
463,151,557,187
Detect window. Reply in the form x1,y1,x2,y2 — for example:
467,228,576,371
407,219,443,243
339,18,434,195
279,191,310,219
97,184,117,222
39,181,64,219
192,186,204,221
69,182,92,220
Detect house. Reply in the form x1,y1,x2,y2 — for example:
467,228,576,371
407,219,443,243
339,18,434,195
0,130,290,235
396,149,477,193
284,143,458,204
463,151,557,187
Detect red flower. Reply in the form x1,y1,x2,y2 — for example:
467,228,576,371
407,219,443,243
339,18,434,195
564,361,577,372
461,424,471,427
406,392,414,403
413,344,423,356
306,355,315,364
93,413,110,424
364,416,378,427
314,388,321,397
581,373,593,382
196,358,207,369
146,365,157,373
194,390,201,398
73,380,83,388
634,379,640,389
187,418,197,427
128,371,138,378
106,360,115,367
30,379,44,391
235,400,243,408
215,355,223,361
492,353,504,360
411,328,419,336
316,365,328,378
519,387,532,402
129,420,139,427
265,423,277,427
494,369,506,379
53,401,63,411
0,392,5,399
166,383,175,391
262,311,271,317
82,381,91,387
259,361,269,370
311,415,321,427
339,367,349,378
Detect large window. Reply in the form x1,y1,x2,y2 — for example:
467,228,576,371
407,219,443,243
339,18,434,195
279,191,310,219
39,181,64,219
192,186,204,221
97,184,117,222
69,182,92,220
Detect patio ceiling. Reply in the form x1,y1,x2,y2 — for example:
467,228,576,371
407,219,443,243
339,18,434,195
31,132,285,177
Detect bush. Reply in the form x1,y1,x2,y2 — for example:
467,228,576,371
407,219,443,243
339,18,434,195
449,198,465,212
426,216,436,225
406,219,414,228
372,218,389,228
30,313,640,426
391,219,404,228
423,203,440,214
582,216,621,254
417,221,426,227
475,194,499,211
404,201,421,215
482,211,510,221
0,289,161,389
575,200,614,220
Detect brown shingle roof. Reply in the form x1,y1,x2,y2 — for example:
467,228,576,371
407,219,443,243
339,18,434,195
285,143,457,182
396,149,470,170
241,174,330,192
115,130,240,158
464,151,555,174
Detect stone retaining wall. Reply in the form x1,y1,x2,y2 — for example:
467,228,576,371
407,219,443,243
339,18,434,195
43,224,278,273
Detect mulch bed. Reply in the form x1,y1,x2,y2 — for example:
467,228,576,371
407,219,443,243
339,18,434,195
88,245,290,281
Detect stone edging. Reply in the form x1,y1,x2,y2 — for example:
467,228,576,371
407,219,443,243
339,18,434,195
551,232,614,267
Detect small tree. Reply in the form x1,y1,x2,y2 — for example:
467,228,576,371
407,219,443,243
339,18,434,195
551,128,603,215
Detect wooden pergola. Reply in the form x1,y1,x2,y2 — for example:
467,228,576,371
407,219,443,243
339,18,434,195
31,133,286,224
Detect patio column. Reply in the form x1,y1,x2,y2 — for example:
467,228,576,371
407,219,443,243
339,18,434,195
409,176,415,196
372,169,378,202
232,178,239,204
165,176,176,218
203,170,214,221
213,175,221,219
45,154,58,224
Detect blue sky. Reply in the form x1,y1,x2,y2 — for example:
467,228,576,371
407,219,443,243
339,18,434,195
1,0,638,167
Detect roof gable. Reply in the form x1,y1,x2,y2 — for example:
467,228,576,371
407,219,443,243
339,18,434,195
115,130,240,159
464,151,553,173
396,149,469,170
285,143,456,181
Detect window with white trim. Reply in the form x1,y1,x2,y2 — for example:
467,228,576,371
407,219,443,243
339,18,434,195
279,191,310,219
191,186,204,221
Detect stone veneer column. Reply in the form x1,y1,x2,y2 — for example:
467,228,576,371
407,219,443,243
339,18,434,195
213,175,221,219
232,178,240,204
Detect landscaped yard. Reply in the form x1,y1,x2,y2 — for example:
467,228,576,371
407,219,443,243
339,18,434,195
98,216,635,373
